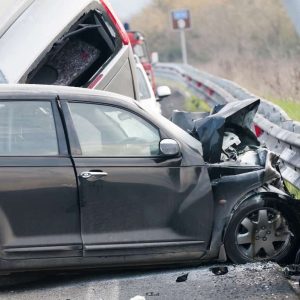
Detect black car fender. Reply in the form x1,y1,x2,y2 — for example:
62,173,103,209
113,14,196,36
205,169,265,260
227,190,300,230
220,190,300,260
205,170,299,257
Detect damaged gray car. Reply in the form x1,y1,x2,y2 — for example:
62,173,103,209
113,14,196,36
0,85,298,275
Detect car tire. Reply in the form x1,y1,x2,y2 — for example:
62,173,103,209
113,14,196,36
224,196,299,264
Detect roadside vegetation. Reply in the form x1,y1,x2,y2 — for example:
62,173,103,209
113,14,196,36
269,98,300,122
132,0,300,109
285,181,300,200
157,77,210,112
185,95,210,112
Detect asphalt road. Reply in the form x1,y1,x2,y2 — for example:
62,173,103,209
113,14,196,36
160,89,186,119
0,263,297,300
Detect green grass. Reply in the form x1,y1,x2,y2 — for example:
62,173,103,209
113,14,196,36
156,77,190,96
156,77,211,113
284,181,300,200
185,95,211,112
268,98,300,122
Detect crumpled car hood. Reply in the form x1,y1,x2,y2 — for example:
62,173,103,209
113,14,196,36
172,98,260,163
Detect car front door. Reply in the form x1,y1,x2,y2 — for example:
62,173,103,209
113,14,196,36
62,99,212,259
0,98,82,260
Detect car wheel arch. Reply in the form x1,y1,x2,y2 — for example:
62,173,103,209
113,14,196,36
222,191,300,263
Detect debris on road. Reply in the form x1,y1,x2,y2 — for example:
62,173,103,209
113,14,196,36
0,263,298,299
209,266,229,276
176,273,189,282
284,265,300,279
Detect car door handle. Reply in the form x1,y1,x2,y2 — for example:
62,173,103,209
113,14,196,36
80,171,108,181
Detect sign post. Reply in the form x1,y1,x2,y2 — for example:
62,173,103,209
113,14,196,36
171,9,191,65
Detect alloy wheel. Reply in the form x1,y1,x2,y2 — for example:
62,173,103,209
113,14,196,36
236,208,291,260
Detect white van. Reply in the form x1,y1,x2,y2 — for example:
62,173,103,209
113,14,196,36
0,0,139,99
134,55,171,114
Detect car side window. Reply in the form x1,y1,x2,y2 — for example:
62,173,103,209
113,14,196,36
0,101,58,156
68,102,161,157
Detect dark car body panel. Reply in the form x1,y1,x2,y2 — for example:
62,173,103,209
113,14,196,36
75,162,213,256
60,96,213,258
0,157,82,260
0,96,82,260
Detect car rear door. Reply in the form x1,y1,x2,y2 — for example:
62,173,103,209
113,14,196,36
61,98,211,259
0,97,82,259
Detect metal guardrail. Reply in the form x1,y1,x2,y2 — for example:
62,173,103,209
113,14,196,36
155,62,300,190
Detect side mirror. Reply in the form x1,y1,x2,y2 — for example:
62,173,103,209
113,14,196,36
156,86,171,101
151,52,159,64
160,139,180,156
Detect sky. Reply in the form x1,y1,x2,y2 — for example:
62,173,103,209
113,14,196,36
109,0,151,21
282,0,300,38
0,0,151,22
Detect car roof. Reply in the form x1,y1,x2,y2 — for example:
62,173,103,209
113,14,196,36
0,84,204,154
0,84,137,105
0,0,101,84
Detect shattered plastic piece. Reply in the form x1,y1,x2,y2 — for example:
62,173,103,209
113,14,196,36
146,292,160,296
176,273,189,282
283,265,300,279
210,266,228,276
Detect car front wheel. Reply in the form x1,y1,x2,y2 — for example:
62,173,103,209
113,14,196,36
224,197,299,264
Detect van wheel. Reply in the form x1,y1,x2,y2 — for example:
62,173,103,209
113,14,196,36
224,198,299,264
